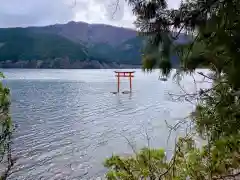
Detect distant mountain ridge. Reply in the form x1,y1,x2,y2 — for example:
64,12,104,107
28,21,137,46
0,21,189,69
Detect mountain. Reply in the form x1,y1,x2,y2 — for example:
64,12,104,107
0,21,189,69
0,21,143,68
0,28,88,61
29,21,137,46
115,37,144,65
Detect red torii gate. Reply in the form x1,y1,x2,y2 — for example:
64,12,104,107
114,71,135,93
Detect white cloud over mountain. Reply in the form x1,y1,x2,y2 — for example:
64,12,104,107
0,0,180,28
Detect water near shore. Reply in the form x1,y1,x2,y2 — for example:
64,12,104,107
1,69,208,179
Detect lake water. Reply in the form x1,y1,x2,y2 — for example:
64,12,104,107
1,69,208,180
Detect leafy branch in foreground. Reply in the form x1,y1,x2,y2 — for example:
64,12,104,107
105,0,240,179
0,73,14,180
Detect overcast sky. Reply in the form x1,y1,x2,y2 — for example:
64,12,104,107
0,0,180,28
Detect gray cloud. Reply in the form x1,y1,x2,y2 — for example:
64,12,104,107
0,0,76,27
0,0,180,28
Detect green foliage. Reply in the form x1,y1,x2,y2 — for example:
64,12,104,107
0,73,13,179
104,148,168,179
105,0,240,179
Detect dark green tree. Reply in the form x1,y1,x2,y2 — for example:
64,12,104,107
0,73,13,180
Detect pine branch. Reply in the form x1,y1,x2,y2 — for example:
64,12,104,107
213,171,240,179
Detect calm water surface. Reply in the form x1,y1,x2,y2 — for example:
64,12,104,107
1,69,208,180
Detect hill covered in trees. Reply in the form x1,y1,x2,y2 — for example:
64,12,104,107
0,22,189,68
